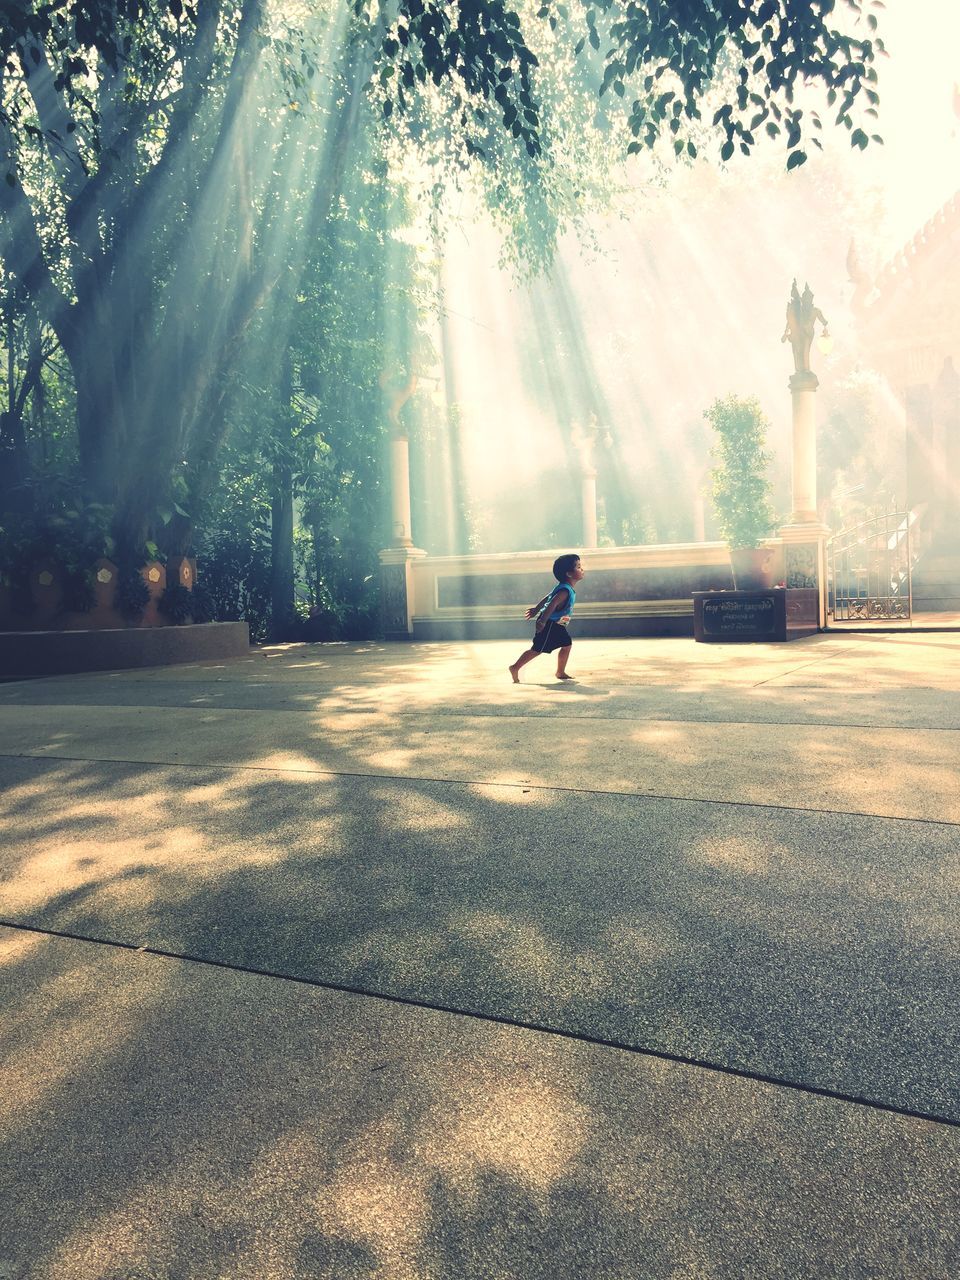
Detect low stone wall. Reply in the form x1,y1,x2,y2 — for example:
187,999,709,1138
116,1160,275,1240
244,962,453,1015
408,541,787,641
0,621,250,680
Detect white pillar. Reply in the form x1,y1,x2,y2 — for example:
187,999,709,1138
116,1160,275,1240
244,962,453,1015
692,490,706,542
581,467,598,549
390,435,413,546
789,371,820,524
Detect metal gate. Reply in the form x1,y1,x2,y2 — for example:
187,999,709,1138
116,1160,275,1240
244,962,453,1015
827,505,913,622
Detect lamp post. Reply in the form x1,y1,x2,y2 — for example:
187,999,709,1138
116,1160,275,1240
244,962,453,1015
781,278,831,524
778,279,832,628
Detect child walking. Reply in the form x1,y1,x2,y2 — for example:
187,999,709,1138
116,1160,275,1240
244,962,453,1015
509,553,585,683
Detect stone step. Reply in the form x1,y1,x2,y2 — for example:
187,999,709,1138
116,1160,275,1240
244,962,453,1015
911,597,960,611
912,573,960,586
913,584,960,592
911,560,960,581
914,559,960,567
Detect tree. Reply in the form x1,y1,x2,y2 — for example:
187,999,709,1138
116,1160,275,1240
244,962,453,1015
706,394,776,549
0,267,53,514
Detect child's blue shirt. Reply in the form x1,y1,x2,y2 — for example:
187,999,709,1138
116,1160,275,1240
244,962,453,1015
544,583,576,621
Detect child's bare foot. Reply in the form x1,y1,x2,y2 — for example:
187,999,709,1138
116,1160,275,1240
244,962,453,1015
556,672,575,681
509,664,520,683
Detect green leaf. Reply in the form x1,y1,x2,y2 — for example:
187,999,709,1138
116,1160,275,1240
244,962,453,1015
786,149,807,170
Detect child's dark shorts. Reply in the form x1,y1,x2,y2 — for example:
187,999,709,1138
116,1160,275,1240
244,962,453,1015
532,621,572,653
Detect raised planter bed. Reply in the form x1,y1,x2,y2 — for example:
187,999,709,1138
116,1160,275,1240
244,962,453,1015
693,588,819,643
0,621,250,680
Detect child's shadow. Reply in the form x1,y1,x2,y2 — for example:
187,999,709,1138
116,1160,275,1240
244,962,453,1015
541,681,604,695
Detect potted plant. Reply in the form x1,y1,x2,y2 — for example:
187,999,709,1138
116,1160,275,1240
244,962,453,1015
705,394,777,590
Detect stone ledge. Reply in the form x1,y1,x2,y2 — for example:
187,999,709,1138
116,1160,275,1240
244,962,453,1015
412,614,694,641
0,622,250,680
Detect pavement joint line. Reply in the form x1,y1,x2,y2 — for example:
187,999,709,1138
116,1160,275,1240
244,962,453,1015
748,641,872,687
3,700,960,734
6,748,960,829
2,917,957,1132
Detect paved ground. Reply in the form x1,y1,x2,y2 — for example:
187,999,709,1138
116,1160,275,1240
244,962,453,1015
1,632,958,1278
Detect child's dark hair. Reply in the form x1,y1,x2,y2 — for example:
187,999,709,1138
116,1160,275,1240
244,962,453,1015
552,553,581,582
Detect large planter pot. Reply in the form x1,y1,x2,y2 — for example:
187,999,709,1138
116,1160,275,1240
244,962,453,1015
729,546,775,591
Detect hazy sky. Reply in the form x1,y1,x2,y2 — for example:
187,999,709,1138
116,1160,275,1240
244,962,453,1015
849,0,960,249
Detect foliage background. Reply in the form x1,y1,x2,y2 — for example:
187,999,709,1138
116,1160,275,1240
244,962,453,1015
0,0,887,639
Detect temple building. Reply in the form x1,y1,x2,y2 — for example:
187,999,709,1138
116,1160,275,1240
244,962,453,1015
851,189,960,612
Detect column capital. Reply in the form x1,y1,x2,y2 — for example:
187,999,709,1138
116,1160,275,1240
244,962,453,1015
777,520,831,542
789,370,819,393
378,546,428,566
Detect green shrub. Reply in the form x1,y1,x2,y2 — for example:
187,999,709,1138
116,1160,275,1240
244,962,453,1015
705,395,776,549
159,581,194,625
61,567,96,614
115,566,150,620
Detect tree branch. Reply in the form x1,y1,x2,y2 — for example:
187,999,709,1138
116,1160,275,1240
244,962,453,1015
17,44,88,200
0,114,77,360
69,0,225,256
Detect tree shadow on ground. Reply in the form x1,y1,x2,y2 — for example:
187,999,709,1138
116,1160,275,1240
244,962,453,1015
1,752,958,1121
1,923,957,1280
2,635,960,1276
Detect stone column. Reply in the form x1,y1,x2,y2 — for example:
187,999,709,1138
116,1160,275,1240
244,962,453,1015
581,466,598,549
789,370,820,524
692,486,706,542
782,367,829,629
379,368,418,548
379,369,427,637
390,434,414,547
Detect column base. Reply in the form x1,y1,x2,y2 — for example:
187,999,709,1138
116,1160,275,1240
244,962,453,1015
778,522,831,629
378,546,428,639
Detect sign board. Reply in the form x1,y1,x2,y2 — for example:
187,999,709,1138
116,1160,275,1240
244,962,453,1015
700,593,778,638
693,588,819,642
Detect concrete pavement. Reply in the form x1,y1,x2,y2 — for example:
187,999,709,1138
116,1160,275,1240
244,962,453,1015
1,632,958,1278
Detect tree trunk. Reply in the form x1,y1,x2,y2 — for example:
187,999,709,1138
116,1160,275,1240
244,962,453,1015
0,310,44,516
270,454,296,641
0,410,28,514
